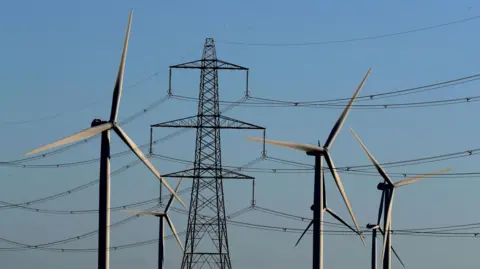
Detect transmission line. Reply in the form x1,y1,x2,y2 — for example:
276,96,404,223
218,15,480,47
0,96,249,209
1,94,171,166
2,204,478,253
2,73,479,167
0,70,163,125
0,155,263,249
0,205,253,252
1,142,478,213
2,95,247,167
0,156,264,215
167,70,480,110
253,74,480,104
172,93,480,110
5,135,480,176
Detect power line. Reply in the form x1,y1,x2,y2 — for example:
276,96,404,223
0,156,263,249
172,93,480,110
1,94,171,165
253,206,480,232
168,71,480,110
3,138,480,176
2,71,478,166
0,206,254,252
157,147,480,178
0,156,264,215
2,205,478,253
252,74,480,104
0,97,249,211
5,126,480,173
0,70,163,125
0,159,142,209
264,147,480,171
1,95,247,167
0,141,477,213
218,15,480,47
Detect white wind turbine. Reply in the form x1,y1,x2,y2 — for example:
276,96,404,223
245,69,372,269
123,178,185,269
350,128,451,269
24,10,185,269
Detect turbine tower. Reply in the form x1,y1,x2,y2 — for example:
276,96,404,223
24,10,184,269
366,189,405,269
294,167,364,246
245,69,372,269
350,128,451,269
151,38,265,269
123,178,185,269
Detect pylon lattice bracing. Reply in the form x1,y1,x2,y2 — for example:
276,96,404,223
151,38,264,269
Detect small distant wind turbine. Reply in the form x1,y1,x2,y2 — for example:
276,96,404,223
245,69,372,269
366,190,405,269
24,10,185,269
295,169,365,246
350,128,451,269
123,178,184,269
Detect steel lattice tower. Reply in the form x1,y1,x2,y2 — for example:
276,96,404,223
151,38,265,269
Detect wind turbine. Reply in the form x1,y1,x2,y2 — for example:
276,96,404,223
123,178,184,269
350,128,451,269
24,10,185,269
366,190,405,269
245,69,372,269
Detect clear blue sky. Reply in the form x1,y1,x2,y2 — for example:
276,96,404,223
1,0,480,268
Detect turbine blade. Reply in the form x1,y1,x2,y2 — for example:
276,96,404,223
165,177,184,212
245,136,323,153
121,210,165,216
109,9,133,123
391,245,406,268
324,152,364,247
349,128,395,186
324,68,371,149
326,208,366,246
378,227,405,268
394,168,452,188
381,189,395,263
25,122,113,156
165,215,184,251
114,126,186,208
295,220,313,247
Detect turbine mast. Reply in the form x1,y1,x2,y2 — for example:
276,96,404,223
313,155,324,269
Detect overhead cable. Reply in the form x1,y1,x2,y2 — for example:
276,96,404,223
218,15,480,47
0,70,163,125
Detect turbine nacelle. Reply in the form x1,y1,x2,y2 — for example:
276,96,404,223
376,182,392,191
91,119,107,127
366,223,379,229
306,148,326,156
